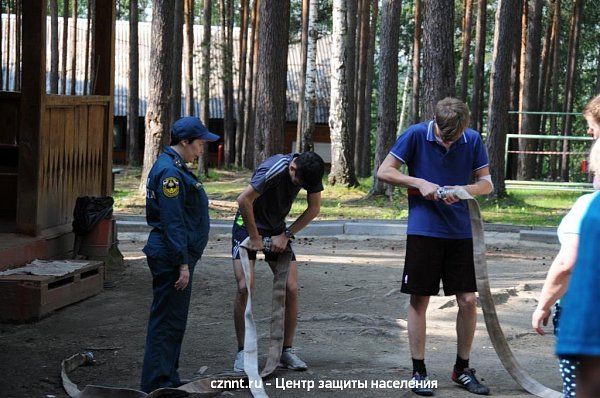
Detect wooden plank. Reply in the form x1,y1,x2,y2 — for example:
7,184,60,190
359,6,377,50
45,95,110,107
63,107,75,225
16,0,47,236
87,105,100,195
58,108,68,226
37,107,51,225
76,105,89,200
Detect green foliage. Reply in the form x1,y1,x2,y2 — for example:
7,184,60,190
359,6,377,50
289,0,333,39
116,0,152,21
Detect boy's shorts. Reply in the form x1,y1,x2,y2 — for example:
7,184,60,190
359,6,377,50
400,234,477,296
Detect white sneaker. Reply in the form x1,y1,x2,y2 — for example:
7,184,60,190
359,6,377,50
233,350,244,372
280,348,308,370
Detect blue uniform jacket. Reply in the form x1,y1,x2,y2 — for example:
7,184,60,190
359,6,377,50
143,147,210,266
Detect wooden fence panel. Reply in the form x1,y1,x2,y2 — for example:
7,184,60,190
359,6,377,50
39,96,110,231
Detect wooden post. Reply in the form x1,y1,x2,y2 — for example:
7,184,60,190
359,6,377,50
17,0,47,235
93,0,115,195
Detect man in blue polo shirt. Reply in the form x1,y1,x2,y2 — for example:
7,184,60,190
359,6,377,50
230,151,325,373
377,97,493,396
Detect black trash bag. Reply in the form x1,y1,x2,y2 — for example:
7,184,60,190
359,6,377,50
72,196,114,236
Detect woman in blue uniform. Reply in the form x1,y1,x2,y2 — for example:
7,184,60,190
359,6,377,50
140,117,219,392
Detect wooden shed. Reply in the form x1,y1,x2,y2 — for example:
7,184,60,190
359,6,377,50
0,1,116,271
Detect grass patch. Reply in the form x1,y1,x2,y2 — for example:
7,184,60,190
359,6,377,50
113,166,583,226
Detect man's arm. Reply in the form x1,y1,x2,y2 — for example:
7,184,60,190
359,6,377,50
532,235,578,335
442,166,493,204
236,185,264,251
289,191,321,234
271,192,321,253
376,154,439,200
464,166,493,196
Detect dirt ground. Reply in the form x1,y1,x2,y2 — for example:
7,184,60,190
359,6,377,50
0,231,565,398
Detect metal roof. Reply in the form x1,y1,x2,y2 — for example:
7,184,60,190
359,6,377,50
0,15,332,123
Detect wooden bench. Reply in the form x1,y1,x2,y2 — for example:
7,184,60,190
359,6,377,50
0,260,104,323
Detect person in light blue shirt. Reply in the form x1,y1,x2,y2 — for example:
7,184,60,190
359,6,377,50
532,95,600,397
140,117,219,392
377,97,493,396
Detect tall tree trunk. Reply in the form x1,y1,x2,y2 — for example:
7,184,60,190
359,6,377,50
361,0,378,149
139,0,176,193
517,1,527,134
60,0,68,94
486,0,519,197
421,0,455,119
221,0,235,166
535,0,555,177
470,0,486,131
171,0,184,125
459,0,474,101
50,0,59,93
538,0,554,112
301,0,318,152
329,0,358,187
226,0,235,164
560,0,583,181
411,0,422,124
128,0,140,166
235,0,250,165
596,47,600,94
69,0,78,95
517,0,543,180
253,0,290,165
243,0,259,169
4,0,11,90
398,70,411,132
197,0,212,176
371,0,402,195
345,0,357,172
14,0,20,91
0,0,3,90
295,0,310,152
355,0,370,177
184,0,194,116
506,0,522,179
83,0,91,95
90,0,96,94
549,0,561,180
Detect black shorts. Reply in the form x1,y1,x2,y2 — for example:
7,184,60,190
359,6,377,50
401,235,477,296
231,222,296,262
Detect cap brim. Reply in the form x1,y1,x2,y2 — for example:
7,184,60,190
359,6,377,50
203,132,220,142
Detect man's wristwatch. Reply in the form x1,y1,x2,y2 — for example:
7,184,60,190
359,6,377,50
284,228,295,240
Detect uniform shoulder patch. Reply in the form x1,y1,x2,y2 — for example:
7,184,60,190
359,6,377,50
162,177,180,198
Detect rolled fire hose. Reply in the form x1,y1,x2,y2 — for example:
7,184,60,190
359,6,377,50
238,236,292,397
62,237,290,398
446,187,562,398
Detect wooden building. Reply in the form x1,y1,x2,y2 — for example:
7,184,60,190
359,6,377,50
0,1,116,271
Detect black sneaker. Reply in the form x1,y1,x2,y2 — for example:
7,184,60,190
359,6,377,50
452,368,490,395
411,372,435,396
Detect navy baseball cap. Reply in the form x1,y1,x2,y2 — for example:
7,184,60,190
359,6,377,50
172,117,220,142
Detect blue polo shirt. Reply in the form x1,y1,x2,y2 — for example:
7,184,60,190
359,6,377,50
390,121,489,239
